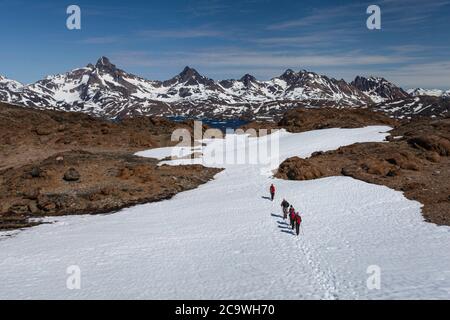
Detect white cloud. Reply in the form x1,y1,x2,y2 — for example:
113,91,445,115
80,36,120,44
137,28,224,39
110,48,450,89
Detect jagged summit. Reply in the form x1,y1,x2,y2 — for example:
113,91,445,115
282,69,295,75
163,66,216,88
240,74,257,86
351,75,409,102
95,56,118,74
96,56,113,67
178,66,202,81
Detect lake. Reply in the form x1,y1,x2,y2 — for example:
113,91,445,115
167,117,249,132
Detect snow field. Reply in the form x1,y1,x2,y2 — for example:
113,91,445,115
0,126,449,299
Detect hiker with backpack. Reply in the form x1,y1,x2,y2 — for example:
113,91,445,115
295,211,302,236
289,205,296,230
269,184,275,201
281,199,290,220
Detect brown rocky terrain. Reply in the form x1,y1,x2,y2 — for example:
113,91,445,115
0,103,218,230
240,107,398,135
277,107,398,132
0,151,220,230
0,102,208,170
275,115,450,226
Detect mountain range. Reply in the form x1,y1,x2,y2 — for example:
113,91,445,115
1,56,449,120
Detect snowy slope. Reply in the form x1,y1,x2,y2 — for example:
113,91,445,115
408,88,450,98
1,126,450,299
0,75,24,102
373,96,450,119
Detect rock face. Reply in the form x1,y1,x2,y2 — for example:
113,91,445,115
351,76,409,102
275,118,450,226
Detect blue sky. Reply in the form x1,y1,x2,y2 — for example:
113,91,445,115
0,0,449,88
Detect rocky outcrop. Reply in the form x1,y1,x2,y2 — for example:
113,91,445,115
277,107,397,133
0,102,219,231
275,157,324,180
0,151,222,230
275,118,450,226
0,102,201,170
241,107,397,134
408,135,450,156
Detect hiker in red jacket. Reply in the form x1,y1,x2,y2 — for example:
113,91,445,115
295,212,302,236
269,184,275,201
289,206,296,229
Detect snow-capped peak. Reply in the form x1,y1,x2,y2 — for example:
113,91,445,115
239,74,257,87
3,56,440,120
0,75,24,94
94,56,119,74
351,75,409,103
163,66,215,88
407,88,449,98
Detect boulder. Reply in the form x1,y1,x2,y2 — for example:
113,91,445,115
28,201,40,215
361,159,393,176
426,151,441,163
34,126,53,136
63,168,80,181
341,164,361,177
30,167,41,178
276,157,323,180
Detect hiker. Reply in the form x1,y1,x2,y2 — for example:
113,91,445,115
280,199,290,220
295,212,302,236
270,184,275,201
289,205,296,229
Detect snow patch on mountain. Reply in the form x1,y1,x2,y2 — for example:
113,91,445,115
351,76,409,103
408,88,450,98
